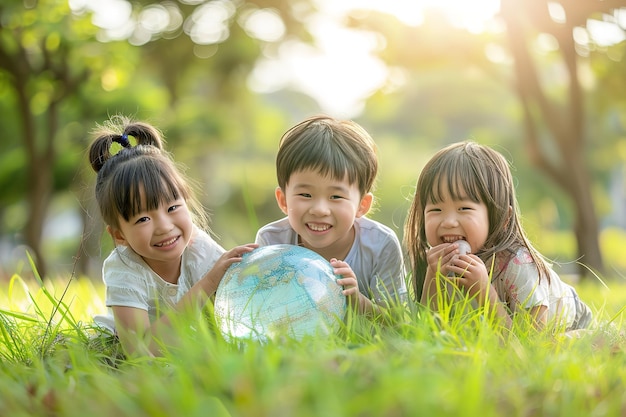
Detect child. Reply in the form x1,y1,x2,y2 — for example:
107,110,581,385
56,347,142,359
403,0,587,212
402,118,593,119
89,115,257,355
404,141,592,331
255,115,407,317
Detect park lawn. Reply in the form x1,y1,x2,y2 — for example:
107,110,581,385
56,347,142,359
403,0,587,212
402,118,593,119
0,273,624,417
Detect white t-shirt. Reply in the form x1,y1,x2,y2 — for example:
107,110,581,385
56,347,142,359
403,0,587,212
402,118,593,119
491,247,591,330
98,226,225,326
255,216,407,304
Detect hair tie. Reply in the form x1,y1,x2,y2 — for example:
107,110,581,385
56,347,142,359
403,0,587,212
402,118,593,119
114,133,131,148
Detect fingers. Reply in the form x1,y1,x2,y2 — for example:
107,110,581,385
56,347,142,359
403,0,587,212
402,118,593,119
331,259,360,297
337,277,359,298
228,243,258,258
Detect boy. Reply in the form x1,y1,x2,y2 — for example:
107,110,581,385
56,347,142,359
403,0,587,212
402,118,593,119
255,115,407,317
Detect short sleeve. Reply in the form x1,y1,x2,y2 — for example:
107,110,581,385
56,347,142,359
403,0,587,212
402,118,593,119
102,249,151,311
183,228,227,288
493,251,549,313
370,236,407,304
348,217,407,305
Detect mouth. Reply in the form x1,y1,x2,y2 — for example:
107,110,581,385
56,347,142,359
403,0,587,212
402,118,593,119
154,236,179,247
307,223,331,232
441,236,465,243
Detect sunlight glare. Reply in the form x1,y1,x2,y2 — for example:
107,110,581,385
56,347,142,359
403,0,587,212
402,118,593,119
547,2,566,24
586,18,626,47
318,0,500,32
422,0,500,33
263,0,503,116
248,19,388,118
240,8,286,43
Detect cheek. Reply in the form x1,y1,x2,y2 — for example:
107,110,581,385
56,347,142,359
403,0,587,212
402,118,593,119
424,222,438,246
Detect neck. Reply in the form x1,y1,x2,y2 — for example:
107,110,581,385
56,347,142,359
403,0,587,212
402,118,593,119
145,258,182,284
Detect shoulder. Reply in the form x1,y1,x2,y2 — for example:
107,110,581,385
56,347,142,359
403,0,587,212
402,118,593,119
256,217,295,245
257,217,291,233
103,245,143,273
187,227,226,257
184,227,226,274
102,246,150,286
493,247,546,289
353,217,403,260
355,217,401,245
495,247,533,271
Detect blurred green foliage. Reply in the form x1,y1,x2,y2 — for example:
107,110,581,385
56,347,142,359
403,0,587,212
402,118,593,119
0,0,625,280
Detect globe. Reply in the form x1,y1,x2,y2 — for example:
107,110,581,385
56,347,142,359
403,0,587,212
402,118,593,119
214,244,347,343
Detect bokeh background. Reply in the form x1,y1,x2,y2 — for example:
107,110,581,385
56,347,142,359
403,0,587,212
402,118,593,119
1,0,625,284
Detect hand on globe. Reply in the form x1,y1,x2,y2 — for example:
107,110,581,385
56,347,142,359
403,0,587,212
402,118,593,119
214,245,347,343
331,258,359,303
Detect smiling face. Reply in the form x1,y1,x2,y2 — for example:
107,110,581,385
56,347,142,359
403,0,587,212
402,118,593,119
275,168,372,260
109,186,193,281
424,181,489,254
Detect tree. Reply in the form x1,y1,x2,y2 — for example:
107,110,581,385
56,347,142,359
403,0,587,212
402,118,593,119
0,0,92,278
348,1,626,278
500,0,626,277
0,0,316,278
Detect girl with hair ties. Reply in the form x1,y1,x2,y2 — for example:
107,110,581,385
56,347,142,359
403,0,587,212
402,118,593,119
90,115,256,356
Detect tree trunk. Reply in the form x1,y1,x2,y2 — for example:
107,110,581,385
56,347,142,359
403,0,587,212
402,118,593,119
14,67,50,279
501,0,605,278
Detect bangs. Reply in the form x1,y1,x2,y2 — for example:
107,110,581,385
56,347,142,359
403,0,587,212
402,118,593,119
282,130,360,185
422,150,485,204
115,158,186,221
307,146,359,185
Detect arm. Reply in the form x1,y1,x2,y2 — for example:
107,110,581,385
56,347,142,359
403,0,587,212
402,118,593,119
331,258,383,318
114,243,258,356
448,253,512,329
371,238,408,305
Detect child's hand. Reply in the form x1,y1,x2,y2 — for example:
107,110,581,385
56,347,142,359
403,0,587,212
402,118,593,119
330,258,360,308
448,253,491,304
205,243,259,286
426,242,459,277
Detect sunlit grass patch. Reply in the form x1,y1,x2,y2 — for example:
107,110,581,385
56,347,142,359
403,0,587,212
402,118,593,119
0,264,625,416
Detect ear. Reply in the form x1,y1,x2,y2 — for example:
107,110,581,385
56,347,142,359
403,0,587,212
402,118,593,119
275,187,289,215
107,225,128,246
356,192,373,218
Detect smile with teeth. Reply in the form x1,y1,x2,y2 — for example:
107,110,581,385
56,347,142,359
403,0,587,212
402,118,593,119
154,236,178,247
307,223,331,232
442,236,465,243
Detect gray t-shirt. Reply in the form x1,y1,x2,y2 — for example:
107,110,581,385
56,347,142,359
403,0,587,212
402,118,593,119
255,216,407,304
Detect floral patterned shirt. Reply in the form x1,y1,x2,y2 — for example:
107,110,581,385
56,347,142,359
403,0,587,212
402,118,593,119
490,247,590,329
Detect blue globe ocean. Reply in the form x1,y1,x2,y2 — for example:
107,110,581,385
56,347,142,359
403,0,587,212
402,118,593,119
214,244,347,343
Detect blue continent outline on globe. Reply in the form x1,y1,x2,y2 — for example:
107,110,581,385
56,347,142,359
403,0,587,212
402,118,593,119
214,244,347,343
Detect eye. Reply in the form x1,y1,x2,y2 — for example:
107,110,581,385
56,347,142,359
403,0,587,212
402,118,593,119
330,195,344,200
134,216,149,224
298,193,312,198
168,204,179,213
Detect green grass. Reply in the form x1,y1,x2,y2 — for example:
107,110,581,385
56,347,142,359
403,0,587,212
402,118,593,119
0,270,625,417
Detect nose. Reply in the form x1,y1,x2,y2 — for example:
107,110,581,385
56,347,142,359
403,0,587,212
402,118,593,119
153,212,174,234
440,211,459,228
309,198,331,216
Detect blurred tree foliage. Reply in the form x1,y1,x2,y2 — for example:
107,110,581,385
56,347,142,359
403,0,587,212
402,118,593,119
0,0,625,281
0,0,317,278
349,1,626,278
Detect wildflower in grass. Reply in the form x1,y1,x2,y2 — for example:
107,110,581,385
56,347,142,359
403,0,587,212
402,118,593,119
88,115,257,356
404,141,592,332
